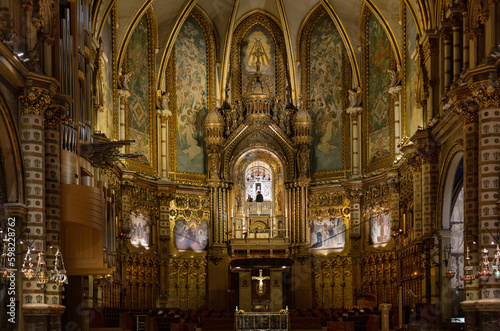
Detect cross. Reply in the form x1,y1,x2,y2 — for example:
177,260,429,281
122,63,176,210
252,269,270,296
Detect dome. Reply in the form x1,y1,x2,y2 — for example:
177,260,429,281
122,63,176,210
292,108,312,126
205,108,224,126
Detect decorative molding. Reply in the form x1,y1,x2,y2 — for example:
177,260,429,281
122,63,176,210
470,80,500,109
19,87,53,116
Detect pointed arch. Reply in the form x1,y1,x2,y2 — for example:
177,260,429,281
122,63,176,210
318,1,360,87
0,90,24,204
361,5,396,173
364,0,402,67
298,4,351,179
166,5,218,183
230,10,287,104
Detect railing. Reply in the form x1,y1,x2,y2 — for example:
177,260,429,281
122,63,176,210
248,201,272,215
235,312,289,331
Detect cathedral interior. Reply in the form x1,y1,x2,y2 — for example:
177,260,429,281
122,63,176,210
0,0,500,330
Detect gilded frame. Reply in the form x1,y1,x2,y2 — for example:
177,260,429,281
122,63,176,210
166,6,218,185
230,11,287,104
124,8,158,177
298,5,351,182
361,8,396,174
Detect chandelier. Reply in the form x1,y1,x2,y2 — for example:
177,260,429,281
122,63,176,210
460,246,475,284
34,252,49,285
246,164,270,182
50,248,68,286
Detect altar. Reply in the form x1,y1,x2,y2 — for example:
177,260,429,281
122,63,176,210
235,311,289,331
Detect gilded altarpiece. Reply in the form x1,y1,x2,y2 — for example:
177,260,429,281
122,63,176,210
299,6,350,180
359,252,397,307
308,191,352,308
167,193,210,309
124,10,157,175
359,182,397,307
313,257,353,309
167,7,217,184
362,10,395,173
122,254,160,310
168,258,207,309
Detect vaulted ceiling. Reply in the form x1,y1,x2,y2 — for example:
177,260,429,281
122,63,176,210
93,0,426,99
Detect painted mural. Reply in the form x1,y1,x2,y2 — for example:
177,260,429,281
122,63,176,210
310,218,346,249
100,14,114,139
405,7,421,137
127,15,150,164
369,212,392,245
175,16,207,174
368,13,391,165
309,14,344,172
241,24,275,94
174,219,209,251
130,211,151,248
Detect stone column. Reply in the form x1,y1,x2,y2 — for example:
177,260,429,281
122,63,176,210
386,170,400,231
345,185,362,239
157,109,171,179
388,86,402,156
346,107,362,176
473,81,500,305
452,25,462,82
43,102,67,328
462,10,469,70
117,89,130,153
454,98,480,306
442,28,452,93
18,87,53,327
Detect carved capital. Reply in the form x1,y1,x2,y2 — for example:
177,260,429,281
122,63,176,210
346,188,363,204
453,98,479,124
346,106,362,119
386,174,400,192
19,88,53,116
470,80,500,109
415,141,439,164
404,152,423,172
22,1,34,12
44,104,67,130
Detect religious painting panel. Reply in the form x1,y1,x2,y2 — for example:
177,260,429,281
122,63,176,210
129,211,151,248
100,13,114,139
369,212,392,245
405,6,421,137
174,218,209,251
241,24,276,95
309,14,344,173
175,16,208,174
310,217,346,249
127,14,152,166
363,10,394,173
